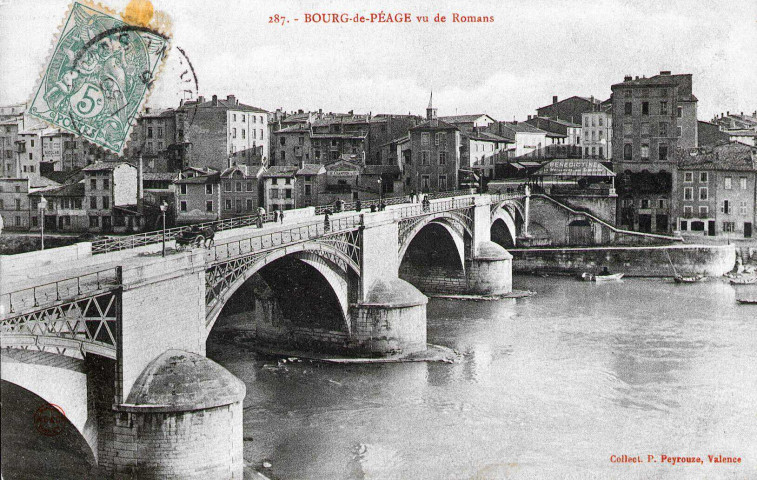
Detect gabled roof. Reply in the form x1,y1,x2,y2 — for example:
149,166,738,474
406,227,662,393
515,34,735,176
174,173,220,184
30,181,85,197
179,98,267,113
439,114,496,124
275,124,310,134
466,131,511,142
498,122,547,135
297,164,326,175
82,161,135,172
326,160,362,172
42,168,83,185
142,172,177,181
262,165,298,178
409,119,459,131
536,95,601,111
677,143,757,172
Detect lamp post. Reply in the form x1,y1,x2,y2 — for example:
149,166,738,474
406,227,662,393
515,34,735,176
377,178,382,208
160,201,168,257
38,195,48,250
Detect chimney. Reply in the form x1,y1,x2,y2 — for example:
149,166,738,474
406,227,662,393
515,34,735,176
727,111,730,116
624,75,632,82
635,76,639,80
318,108,322,114
226,95,236,105
349,110,354,115
552,95,558,105
298,109,304,114
660,70,671,76
144,107,151,114
137,154,144,210
212,95,218,106
527,115,532,120
197,95,205,104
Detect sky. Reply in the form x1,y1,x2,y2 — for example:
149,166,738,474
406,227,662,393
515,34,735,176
1,0,755,121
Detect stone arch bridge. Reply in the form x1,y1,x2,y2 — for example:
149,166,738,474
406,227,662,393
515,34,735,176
0,191,525,478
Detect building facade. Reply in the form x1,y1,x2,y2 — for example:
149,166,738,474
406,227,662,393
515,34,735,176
673,143,756,240
174,172,222,224
82,162,140,232
0,178,31,230
611,71,698,233
536,95,604,125
581,110,613,160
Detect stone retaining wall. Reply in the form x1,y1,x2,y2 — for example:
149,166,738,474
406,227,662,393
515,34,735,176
511,244,736,277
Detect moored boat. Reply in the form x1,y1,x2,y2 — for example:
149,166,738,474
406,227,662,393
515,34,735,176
581,272,624,282
736,298,757,304
730,276,757,285
674,275,707,284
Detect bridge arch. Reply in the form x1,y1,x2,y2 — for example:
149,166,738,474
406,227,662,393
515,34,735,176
398,211,471,269
0,349,99,467
205,241,359,337
490,208,517,248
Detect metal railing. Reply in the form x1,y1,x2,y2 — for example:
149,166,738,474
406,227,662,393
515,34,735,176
209,214,363,262
92,189,480,254
0,267,120,316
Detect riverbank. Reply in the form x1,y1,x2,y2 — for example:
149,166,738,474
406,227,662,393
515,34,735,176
427,289,535,301
510,244,736,277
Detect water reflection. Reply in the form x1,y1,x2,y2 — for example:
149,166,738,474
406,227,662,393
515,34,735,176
206,275,757,480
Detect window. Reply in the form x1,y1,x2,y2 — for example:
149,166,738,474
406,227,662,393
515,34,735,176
641,144,649,160
684,172,693,183
722,222,735,233
591,147,596,157
434,133,440,145
102,196,110,209
235,182,242,192
246,181,253,191
660,101,668,115
31,216,37,226
421,133,429,146
438,133,446,149
206,200,213,213
421,151,430,165
235,199,242,213
14,198,20,210
691,221,705,231
641,199,650,209
699,206,709,217
421,174,431,192
206,184,214,195
721,200,730,214
438,175,447,191
147,127,153,138
624,102,632,115
179,184,187,195
90,196,97,209
439,151,447,165
659,122,668,137
279,137,285,146
599,147,603,158
584,117,589,126
180,200,187,212
623,123,632,137
700,172,708,183
157,127,163,137
699,187,708,200
271,178,278,185
246,199,253,211
623,144,632,160
598,117,603,127
658,198,667,209
242,129,245,139
30,139,34,147
640,123,649,136
680,220,688,231
224,181,231,192
103,178,109,189
90,179,97,189
739,201,748,215
642,102,649,115
285,178,291,185
724,176,732,189
270,188,279,199
305,184,312,195
624,89,631,98
676,126,682,137
740,177,747,190
659,144,668,161
677,106,683,118
285,189,292,199
232,128,237,139
683,205,693,217
89,216,99,228
233,114,236,121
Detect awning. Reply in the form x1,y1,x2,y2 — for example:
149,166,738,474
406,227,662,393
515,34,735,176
534,159,615,177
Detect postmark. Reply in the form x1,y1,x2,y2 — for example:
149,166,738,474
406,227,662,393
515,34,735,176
33,403,66,437
28,1,170,155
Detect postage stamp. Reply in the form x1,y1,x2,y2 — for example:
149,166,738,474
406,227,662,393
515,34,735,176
28,1,170,155
34,403,66,437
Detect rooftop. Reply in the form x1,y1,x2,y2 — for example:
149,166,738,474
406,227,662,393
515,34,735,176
439,114,495,124
677,143,757,172
262,165,298,177
535,158,615,177
82,161,134,172
297,163,326,175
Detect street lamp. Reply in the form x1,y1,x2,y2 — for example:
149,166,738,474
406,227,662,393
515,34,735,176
38,195,48,250
160,201,168,257
377,178,382,209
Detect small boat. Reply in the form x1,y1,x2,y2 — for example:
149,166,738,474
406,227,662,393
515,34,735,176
674,275,707,284
581,272,624,282
730,277,757,285
736,298,757,304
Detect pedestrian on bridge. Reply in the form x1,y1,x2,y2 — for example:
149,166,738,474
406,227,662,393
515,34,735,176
273,210,280,222
279,210,285,223
355,199,362,212
324,212,331,232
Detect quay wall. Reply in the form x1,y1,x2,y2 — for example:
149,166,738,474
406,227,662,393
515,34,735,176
511,244,736,277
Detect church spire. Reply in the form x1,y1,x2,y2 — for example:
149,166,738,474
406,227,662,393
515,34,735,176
426,91,437,121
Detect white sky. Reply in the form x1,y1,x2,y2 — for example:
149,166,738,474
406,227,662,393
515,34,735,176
1,0,755,121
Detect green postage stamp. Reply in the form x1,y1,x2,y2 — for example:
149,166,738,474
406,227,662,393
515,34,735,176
29,2,169,155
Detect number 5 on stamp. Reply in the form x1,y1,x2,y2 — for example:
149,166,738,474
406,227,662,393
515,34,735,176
28,1,170,155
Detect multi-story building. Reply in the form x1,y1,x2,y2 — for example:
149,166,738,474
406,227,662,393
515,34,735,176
581,108,613,160
0,118,21,177
536,95,604,125
29,182,87,232
82,162,140,232
611,71,698,233
219,164,265,218
262,166,298,211
673,143,756,239
174,171,222,225
487,121,548,158
405,96,462,193
0,178,32,230
367,114,421,165
461,130,511,181
178,95,269,172
526,116,582,146
309,114,369,164
125,107,180,171
295,164,327,207
272,124,313,166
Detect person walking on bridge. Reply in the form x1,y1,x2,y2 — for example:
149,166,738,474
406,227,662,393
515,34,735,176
324,211,331,232
279,210,285,223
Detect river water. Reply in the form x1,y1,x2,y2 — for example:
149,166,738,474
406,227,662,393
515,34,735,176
208,275,757,480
